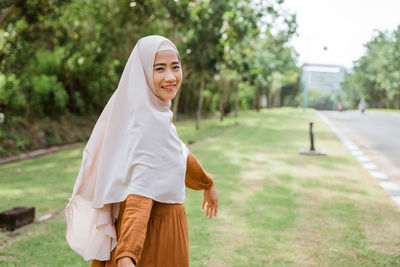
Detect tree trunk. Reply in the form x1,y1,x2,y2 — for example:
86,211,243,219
196,73,205,130
255,87,261,112
234,79,239,117
172,69,192,122
172,88,182,122
267,91,273,108
184,89,190,114
0,4,15,28
169,19,179,122
184,78,195,114
270,93,275,108
395,94,400,109
279,90,284,107
172,20,178,43
219,78,225,122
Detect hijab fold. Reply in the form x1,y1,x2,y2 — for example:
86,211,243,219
64,35,189,261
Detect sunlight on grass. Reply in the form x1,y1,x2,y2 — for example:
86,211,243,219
1,108,400,266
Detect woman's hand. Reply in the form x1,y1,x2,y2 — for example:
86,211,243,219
202,183,218,219
117,257,135,267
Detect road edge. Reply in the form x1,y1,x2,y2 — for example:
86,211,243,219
315,110,400,209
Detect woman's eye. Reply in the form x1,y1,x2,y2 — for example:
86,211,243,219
155,67,164,71
173,65,181,69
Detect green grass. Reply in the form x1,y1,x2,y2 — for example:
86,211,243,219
1,108,400,266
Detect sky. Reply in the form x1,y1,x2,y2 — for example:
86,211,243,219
281,0,400,69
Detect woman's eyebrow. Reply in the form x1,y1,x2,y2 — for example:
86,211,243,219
153,61,180,67
154,62,166,67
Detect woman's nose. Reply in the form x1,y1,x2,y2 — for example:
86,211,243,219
164,70,176,82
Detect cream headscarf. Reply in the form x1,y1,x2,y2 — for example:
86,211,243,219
64,35,189,261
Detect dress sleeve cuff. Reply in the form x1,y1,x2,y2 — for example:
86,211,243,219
115,251,138,265
203,177,214,190
185,151,215,190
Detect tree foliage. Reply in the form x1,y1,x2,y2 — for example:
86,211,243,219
343,27,400,109
0,0,300,124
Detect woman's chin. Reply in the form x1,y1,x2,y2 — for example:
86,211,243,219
159,91,177,101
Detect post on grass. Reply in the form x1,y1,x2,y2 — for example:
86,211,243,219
309,121,315,151
299,121,326,156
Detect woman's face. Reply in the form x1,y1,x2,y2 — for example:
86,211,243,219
153,50,182,101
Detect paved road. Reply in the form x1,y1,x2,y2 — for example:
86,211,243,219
322,111,400,195
322,111,400,181
321,111,400,177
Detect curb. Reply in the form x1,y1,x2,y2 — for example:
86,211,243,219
315,110,400,209
0,142,84,166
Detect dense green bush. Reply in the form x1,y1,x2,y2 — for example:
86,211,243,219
31,74,68,116
0,73,27,113
31,48,64,76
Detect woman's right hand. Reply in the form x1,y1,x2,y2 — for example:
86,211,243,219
202,183,218,219
117,257,135,267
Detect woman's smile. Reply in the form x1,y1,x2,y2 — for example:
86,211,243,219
161,84,176,90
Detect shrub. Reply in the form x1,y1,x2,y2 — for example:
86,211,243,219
0,73,27,114
31,74,68,116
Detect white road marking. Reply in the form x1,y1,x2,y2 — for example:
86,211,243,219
362,162,378,170
356,156,370,162
316,111,400,209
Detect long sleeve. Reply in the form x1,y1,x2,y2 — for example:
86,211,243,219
90,194,153,267
90,259,105,267
114,194,153,265
185,151,214,190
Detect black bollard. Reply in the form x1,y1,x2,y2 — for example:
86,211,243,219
309,122,315,151
299,121,326,156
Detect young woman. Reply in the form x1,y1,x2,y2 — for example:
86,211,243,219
64,35,218,267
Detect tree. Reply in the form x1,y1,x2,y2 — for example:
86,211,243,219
344,27,400,109
0,0,300,121
186,0,226,129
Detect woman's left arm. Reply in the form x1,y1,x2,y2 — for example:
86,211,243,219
185,151,218,219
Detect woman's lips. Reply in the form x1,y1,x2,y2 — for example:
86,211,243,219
161,85,175,91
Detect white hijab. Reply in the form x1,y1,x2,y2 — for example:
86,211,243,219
64,35,189,261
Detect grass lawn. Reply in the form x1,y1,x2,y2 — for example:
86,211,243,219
1,108,400,266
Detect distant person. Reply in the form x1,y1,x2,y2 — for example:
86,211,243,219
64,35,218,267
359,98,366,114
337,101,344,111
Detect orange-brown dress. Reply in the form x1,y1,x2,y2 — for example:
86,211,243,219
90,151,213,267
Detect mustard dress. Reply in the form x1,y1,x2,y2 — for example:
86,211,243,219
90,151,213,267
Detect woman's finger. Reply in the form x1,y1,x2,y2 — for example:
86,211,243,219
202,198,206,211
214,205,218,217
211,206,216,219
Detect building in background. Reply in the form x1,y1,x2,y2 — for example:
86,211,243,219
301,63,347,94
